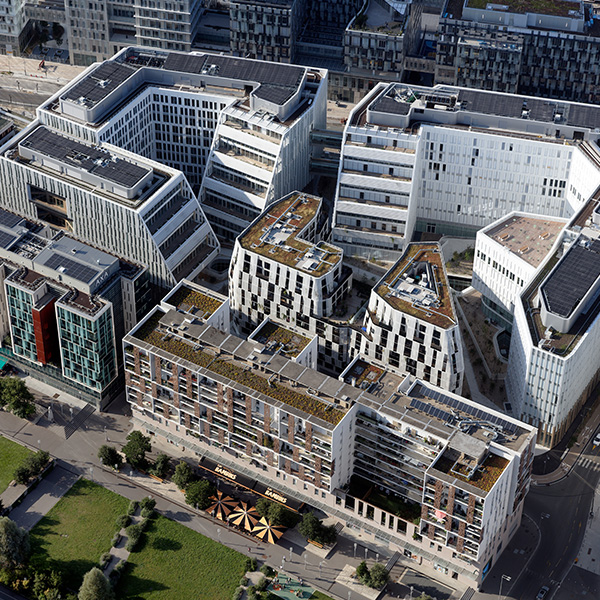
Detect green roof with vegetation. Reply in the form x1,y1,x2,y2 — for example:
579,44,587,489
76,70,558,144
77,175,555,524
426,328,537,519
467,0,581,17
376,243,456,329
166,285,223,317
240,193,342,276
432,453,509,493
132,311,345,426
253,321,311,358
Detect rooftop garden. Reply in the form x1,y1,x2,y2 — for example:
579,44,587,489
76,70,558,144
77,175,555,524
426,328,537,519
376,243,456,329
345,360,383,388
132,311,214,368
166,285,223,317
132,311,345,425
432,452,509,493
240,193,342,276
253,321,311,358
466,0,581,17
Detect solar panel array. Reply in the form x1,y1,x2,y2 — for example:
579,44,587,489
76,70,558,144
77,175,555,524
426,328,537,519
63,62,137,106
0,210,23,229
410,398,454,424
424,389,517,434
43,253,99,284
0,231,17,249
541,240,600,318
21,127,150,189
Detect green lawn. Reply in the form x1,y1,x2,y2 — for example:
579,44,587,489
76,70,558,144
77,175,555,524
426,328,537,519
118,515,247,600
0,435,32,493
29,478,129,591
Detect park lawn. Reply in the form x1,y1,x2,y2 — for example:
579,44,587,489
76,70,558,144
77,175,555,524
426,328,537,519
0,435,32,493
29,478,129,591
118,514,247,600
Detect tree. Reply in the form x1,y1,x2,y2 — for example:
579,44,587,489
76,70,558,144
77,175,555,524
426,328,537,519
298,512,337,546
369,563,389,589
172,460,194,490
185,479,214,510
255,498,296,527
121,431,151,469
1,378,35,419
150,453,169,479
78,567,114,600
0,517,30,568
356,560,370,585
97,445,122,469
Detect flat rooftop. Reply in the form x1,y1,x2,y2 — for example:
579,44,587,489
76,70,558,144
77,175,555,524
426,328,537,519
19,126,151,189
129,308,350,427
251,320,311,359
466,0,582,17
163,283,225,320
541,237,600,318
239,192,342,277
366,83,600,133
375,243,456,328
484,214,566,267
60,48,308,113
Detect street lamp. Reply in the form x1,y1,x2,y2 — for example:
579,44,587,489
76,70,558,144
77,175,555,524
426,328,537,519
217,527,221,544
348,592,351,600
289,546,293,561
364,547,368,560
304,553,308,569
319,561,323,578
409,586,413,599
353,542,357,558
499,574,511,600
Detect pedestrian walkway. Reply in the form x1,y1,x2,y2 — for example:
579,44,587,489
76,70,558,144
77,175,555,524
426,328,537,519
8,464,79,530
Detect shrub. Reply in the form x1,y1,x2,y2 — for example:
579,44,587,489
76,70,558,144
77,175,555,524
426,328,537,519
111,533,121,547
259,565,275,578
140,507,155,519
125,523,143,551
239,576,249,586
99,552,112,570
13,465,30,486
13,451,50,485
140,497,156,511
115,514,130,529
232,586,244,600
255,576,268,592
139,517,150,532
245,557,258,572
126,500,139,516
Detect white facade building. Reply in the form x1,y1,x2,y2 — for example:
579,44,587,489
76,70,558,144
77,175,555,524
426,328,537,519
357,242,464,393
506,198,600,445
333,82,600,260
33,48,326,244
472,213,567,330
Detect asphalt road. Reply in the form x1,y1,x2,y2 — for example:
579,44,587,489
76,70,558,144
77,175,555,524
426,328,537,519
509,442,600,599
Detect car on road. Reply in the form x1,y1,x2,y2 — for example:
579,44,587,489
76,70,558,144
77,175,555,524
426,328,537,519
593,433,600,446
536,585,550,599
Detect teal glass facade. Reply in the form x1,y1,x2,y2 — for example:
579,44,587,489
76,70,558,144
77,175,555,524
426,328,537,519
5,284,36,361
57,304,117,391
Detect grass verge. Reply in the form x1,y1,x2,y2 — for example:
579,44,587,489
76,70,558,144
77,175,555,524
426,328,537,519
0,435,32,494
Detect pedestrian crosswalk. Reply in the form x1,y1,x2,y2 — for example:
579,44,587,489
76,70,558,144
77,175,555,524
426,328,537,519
577,456,600,471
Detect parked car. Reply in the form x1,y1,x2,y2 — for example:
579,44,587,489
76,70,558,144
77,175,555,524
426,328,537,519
536,585,550,599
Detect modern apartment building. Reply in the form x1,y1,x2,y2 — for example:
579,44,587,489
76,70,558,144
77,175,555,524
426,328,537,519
229,191,354,373
357,242,464,393
436,0,600,104
124,290,536,589
472,213,567,331
333,81,600,259
507,197,600,446
0,207,150,407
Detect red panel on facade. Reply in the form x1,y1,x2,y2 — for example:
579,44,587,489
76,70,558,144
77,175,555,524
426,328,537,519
32,298,59,365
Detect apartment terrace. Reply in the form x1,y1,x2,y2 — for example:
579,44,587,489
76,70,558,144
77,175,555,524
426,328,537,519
343,359,384,389
240,193,342,277
130,310,346,426
466,0,580,17
431,450,509,494
251,321,310,358
375,244,456,329
165,284,224,318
